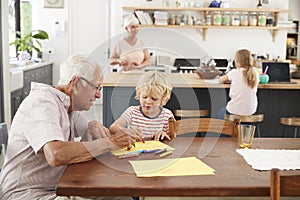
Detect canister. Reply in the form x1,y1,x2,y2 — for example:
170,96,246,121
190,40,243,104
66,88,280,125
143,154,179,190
206,14,212,25
175,15,182,25
249,12,257,26
258,12,266,26
213,11,222,26
169,14,176,25
222,12,230,26
231,12,240,26
240,12,249,26
266,13,274,26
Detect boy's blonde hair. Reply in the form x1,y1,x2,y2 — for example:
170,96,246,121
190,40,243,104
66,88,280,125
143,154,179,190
135,71,172,106
235,49,258,89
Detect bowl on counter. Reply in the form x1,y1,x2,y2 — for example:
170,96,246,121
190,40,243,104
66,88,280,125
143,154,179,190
195,66,222,79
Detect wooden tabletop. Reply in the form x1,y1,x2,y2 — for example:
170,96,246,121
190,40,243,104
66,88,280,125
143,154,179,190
103,72,300,89
56,138,300,197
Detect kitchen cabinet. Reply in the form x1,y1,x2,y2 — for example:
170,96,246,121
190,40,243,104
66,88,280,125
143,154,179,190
11,63,53,120
103,73,300,137
123,6,290,42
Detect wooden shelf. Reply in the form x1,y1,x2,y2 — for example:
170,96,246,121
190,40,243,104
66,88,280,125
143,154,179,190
123,6,291,42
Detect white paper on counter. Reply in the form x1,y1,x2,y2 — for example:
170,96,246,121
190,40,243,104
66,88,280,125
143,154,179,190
204,79,219,84
236,149,300,171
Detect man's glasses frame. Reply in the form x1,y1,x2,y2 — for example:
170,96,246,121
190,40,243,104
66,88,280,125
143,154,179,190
79,77,102,93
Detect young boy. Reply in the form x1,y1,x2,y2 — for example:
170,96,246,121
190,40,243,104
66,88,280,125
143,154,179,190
110,71,175,141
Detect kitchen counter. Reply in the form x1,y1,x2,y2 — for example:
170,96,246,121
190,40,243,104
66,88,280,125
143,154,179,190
103,72,300,90
10,61,54,92
10,61,54,72
10,61,53,120
103,72,300,137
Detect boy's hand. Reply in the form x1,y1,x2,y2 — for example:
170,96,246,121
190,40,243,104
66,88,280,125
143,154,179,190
153,131,171,141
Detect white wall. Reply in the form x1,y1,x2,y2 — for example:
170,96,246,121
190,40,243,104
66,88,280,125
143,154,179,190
30,0,291,84
289,0,300,20
116,0,289,61
31,0,70,84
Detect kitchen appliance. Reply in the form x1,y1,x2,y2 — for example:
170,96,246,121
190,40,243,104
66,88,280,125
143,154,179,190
173,58,200,73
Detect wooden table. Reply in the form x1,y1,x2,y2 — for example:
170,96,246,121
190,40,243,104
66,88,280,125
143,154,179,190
56,138,300,197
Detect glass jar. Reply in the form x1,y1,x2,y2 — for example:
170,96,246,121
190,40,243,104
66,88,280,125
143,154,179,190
175,15,182,25
222,12,231,26
231,12,240,26
249,12,257,26
266,13,274,26
206,14,212,25
240,12,249,26
258,12,267,26
169,14,176,25
188,15,194,26
213,11,222,26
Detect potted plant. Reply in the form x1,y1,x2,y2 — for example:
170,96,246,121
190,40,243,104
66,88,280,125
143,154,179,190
10,29,49,60
291,62,300,79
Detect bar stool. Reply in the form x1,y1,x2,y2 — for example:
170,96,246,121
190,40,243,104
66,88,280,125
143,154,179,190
224,114,264,137
280,117,300,138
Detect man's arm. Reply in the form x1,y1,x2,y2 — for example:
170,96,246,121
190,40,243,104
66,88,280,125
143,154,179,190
43,130,139,167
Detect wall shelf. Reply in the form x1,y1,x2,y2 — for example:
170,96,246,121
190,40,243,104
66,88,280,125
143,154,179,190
123,6,291,42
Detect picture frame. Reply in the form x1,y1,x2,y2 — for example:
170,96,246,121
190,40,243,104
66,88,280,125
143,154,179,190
44,0,64,9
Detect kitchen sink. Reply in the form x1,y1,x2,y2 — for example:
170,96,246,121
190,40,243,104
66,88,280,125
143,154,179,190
10,68,24,92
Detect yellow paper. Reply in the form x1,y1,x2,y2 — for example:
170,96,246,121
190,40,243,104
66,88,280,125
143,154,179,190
129,157,215,177
111,140,174,156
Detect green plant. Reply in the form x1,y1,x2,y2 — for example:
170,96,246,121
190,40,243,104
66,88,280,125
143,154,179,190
9,29,49,56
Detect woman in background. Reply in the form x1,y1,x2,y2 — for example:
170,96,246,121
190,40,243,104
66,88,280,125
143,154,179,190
110,15,150,72
218,49,259,119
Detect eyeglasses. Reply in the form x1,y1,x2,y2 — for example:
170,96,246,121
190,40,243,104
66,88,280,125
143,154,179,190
80,77,102,93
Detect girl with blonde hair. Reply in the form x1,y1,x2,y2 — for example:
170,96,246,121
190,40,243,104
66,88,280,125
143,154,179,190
218,49,259,118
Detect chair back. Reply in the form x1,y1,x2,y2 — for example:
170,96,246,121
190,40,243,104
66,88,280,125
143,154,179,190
224,114,264,123
0,123,8,158
168,117,240,139
174,110,209,118
270,168,300,200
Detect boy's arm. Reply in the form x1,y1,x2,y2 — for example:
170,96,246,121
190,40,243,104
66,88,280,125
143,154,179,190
109,117,128,134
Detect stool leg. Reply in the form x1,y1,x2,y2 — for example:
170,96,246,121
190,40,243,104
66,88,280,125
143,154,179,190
294,127,298,138
281,125,286,138
257,124,261,138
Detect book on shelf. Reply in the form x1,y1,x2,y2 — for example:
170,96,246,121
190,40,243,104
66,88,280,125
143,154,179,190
135,11,153,25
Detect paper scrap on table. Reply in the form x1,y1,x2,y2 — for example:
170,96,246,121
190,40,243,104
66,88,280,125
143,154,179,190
129,156,215,177
236,149,300,170
111,140,175,156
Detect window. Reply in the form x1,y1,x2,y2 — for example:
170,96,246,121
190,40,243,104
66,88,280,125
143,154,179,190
9,0,32,58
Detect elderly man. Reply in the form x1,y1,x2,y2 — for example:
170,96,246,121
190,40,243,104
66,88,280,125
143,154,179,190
0,54,139,200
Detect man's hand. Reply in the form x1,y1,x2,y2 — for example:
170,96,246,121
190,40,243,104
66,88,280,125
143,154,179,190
109,128,142,149
85,121,110,141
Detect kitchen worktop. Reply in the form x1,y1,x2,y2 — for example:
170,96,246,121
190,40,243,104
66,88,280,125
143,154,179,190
10,61,54,92
10,61,54,72
103,72,300,90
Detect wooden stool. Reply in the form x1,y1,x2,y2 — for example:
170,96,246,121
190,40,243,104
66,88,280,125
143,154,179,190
224,114,264,137
280,117,300,138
